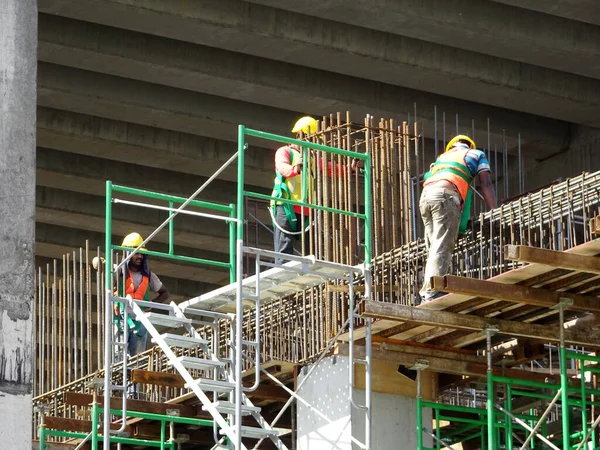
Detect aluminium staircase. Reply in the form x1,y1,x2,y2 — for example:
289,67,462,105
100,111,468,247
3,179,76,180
115,247,364,449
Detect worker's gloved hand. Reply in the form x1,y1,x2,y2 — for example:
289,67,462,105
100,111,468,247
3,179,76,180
113,303,121,316
92,256,106,270
351,159,364,172
294,155,303,172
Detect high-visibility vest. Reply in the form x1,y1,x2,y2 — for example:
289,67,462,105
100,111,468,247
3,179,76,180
115,272,150,332
423,149,473,202
270,146,314,230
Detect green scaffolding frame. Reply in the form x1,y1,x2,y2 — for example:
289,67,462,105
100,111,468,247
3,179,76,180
416,337,600,449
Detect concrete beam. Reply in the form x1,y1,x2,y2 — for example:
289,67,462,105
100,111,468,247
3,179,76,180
35,185,273,257
37,147,270,204
36,1,597,130
38,62,304,147
37,14,567,156
37,107,273,187
493,0,600,26
246,0,600,81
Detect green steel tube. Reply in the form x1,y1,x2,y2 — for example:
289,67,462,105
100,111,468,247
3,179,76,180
245,128,369,159
43,430,167,447
364,152,372,263
160,420,166,450
561,347,571,449
111,246,230,269
168,201,174,255
91,398,99,450
438,415,487,426
480,423,485,450
492,375,557,390
582,364,589,449
566,352,600,363
237,125,245,242
108,408,214,426
244,191,367,219
506,383,513,450
112,184,233,213
445,423,481,439
39,425,46,450
435,408,441,450
229,203,236,283
103,181,112,450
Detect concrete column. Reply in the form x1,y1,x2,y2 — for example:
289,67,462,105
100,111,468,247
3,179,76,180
0,0,37,448
297,356,433,449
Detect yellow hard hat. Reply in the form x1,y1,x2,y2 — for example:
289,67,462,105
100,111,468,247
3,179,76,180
121,232,146,250
446,135,476,152
291,116,318,135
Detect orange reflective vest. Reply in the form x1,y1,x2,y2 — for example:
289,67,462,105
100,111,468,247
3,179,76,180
423,149,473,202
124,273,150,300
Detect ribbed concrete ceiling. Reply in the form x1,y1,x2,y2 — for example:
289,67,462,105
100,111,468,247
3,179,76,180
35,0,600,299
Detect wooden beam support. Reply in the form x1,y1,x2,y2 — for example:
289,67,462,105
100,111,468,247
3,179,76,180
337,343,559,383
64,392,197,417
591,216,600,235
130,369,185,388
363,301,600,347
431,275,600,313
505,244,600,275
44,416,132,434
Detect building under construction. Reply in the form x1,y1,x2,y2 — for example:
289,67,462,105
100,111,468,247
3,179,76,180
2,1,600,450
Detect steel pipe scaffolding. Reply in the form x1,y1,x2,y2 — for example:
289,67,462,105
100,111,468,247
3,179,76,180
31,111,600,446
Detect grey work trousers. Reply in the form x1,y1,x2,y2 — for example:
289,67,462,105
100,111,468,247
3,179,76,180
419,186,462,300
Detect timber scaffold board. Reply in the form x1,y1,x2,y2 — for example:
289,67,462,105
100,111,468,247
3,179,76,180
352,238,600,368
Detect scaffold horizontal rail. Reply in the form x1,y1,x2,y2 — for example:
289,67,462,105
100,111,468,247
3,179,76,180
362,301,600,347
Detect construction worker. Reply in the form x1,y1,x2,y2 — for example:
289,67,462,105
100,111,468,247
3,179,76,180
270,116,360,263
419,135,496,303
115,232,169,356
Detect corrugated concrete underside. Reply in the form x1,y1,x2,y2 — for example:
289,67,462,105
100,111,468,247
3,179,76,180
32,0,600,297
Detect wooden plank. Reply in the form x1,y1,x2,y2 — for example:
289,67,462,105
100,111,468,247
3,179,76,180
372,335,477,356
591,216,600,235
505,244,600,275
432,275,600,313
337,343,560,383
130,369,185,388
363,301,600,347
353,358,437,400
44,416,132,433
64,392,196,417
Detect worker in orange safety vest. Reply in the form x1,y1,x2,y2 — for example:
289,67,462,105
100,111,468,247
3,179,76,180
419,135,496,303
115,232,169,356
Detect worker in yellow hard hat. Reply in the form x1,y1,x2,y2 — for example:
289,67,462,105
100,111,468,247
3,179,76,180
419,135,496,303
115,232,169,356
269,117,317,263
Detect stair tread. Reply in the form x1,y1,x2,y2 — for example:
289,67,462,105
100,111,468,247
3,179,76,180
185,378,234,392
153,333,208,348
173,356,225,370
220,425,279,438
143,312,192,328
202,401,261,415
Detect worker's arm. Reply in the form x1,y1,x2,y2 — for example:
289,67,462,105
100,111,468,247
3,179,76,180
477,170,497,210
275,146,302,177
154,285,170,303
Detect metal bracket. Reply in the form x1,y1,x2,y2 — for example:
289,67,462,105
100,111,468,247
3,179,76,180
410,359,430,371
481,325,499,336
86,377,104,390
166,408,181,417
551,297,574,310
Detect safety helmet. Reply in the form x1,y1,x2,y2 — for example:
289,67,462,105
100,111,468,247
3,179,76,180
121,232,146,250
291,116,318,135
445,134,476,153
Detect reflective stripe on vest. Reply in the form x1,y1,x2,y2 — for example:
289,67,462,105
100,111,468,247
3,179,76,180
423,150,473,201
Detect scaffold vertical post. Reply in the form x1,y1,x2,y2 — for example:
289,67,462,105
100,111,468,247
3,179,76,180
559,299,571,450
485,327,497,450
103,180,113,450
